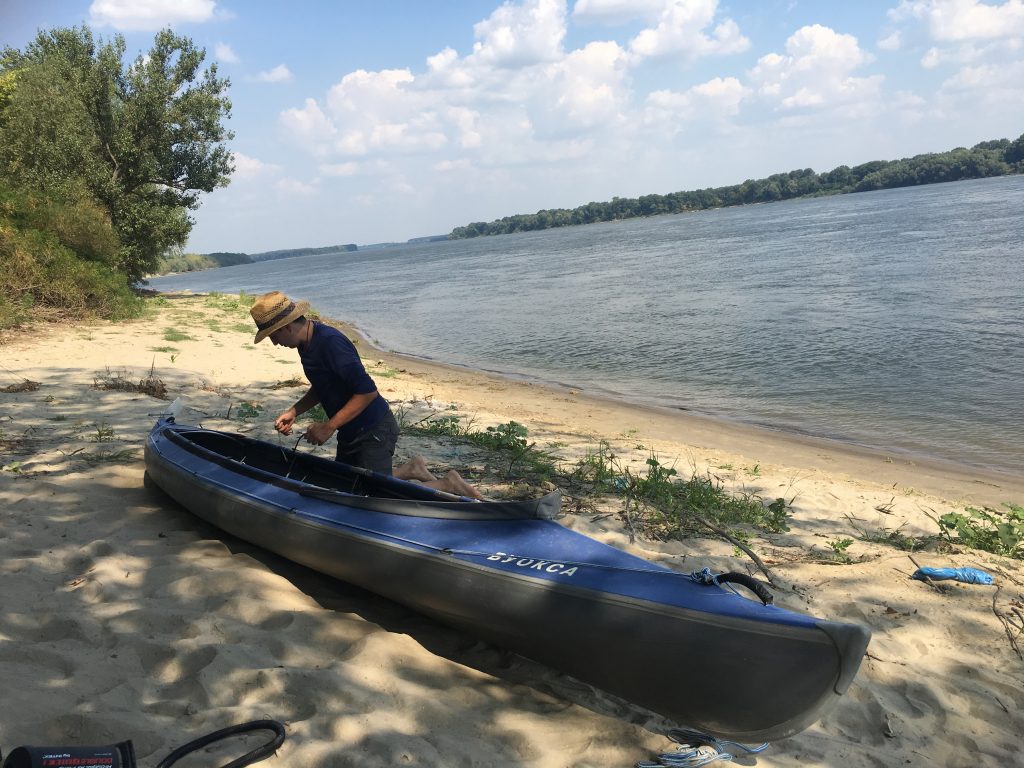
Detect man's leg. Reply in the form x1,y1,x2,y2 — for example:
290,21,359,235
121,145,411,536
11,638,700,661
394,455,436,482
432,470,483,499
336,412,399,474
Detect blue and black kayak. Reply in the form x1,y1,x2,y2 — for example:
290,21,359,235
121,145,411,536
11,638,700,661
144,417,870,742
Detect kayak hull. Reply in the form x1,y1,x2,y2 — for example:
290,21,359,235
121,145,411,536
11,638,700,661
144,419,870,741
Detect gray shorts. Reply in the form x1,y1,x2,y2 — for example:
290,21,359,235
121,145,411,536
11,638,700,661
335,409,399,475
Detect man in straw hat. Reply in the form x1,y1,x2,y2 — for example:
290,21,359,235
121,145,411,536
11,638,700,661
250,291,481,498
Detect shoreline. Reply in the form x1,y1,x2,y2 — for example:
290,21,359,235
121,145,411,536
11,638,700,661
342,315,1024,494
340,319,1024,510
2,295,1023,767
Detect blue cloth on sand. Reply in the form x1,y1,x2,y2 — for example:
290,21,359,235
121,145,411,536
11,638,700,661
911,567,994,585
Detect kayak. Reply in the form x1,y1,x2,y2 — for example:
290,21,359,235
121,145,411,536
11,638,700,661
144,417,870,741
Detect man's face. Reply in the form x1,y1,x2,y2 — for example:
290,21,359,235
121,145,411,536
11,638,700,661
269,320,303,347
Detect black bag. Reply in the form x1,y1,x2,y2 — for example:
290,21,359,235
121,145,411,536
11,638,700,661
1,742,136,768
1,720,284,768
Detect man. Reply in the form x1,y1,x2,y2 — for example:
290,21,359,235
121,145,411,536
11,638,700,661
250,291,481,499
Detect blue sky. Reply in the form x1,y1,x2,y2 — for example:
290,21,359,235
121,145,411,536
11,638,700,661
3,1,1023,253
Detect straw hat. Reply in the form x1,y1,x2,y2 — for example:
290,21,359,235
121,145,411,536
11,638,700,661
250,291,311,343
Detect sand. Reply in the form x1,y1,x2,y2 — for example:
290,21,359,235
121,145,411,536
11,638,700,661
1,293,1022,767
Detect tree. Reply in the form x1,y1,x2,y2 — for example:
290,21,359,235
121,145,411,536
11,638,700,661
1006,133,1024,166
0,25,233,283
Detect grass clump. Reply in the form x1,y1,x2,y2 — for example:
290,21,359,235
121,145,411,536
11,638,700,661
203,291,251,312
92,365,168,400
855,525,929,553
79,448,137,466
268,376,306,390
90,422,116,442
0,379,40,393
567,446,791,543
163,327,195,342
402,413,558,478
626,456,789,538
234,401,264,420
825,537,855,564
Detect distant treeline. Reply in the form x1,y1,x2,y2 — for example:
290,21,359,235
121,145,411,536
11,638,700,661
154,243,357,275
449,135,1024,239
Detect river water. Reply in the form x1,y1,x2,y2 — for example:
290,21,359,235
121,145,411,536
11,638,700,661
150,175,1024,475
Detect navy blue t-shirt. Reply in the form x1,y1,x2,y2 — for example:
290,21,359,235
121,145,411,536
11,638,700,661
298,322,389,442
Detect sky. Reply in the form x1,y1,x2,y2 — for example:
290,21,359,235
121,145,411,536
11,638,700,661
2,0,1023,253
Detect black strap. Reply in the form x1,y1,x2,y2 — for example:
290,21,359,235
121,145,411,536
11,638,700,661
155,720,286,768
716,572,774,605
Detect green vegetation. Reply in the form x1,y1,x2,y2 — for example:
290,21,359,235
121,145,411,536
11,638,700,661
0,184,144,326
936,503,1024,560
403,416,790,548
300,403,328,423
0,24,233,329
79,448,137,465
90,422,116,442
826,538,855,564
92,365,168,399
450,135,1024,238
235,401,264,420
155,250,252,274
851,523,926,553
404,414,558,477
151,243,358,277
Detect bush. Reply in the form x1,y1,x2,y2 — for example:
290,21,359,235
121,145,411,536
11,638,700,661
0,183,143,329
938,503,1024,559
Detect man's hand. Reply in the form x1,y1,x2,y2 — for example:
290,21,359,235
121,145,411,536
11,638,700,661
304,421,336,446
274,408,297,435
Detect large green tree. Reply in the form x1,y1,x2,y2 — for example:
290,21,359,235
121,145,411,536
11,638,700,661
0,25,233,282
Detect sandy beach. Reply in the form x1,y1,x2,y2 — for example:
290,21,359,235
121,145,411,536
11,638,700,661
1,293,1022,767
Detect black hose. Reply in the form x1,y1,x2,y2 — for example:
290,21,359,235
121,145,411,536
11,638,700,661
155,720,286,768
716,572,774,605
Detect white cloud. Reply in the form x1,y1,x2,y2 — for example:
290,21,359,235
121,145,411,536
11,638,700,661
878,31,902,50
89,0,217,30
434,158,473,172
540,40,630,130
891,0,1024,42
943,62,995,86
470,0,567,67
629,0,750,59
215,42,239,64
277,1,757,178
280,99,337,145
319,69,440,156
426,47,476,89
232,152,277,179
256,64,294,83
370,121,448,153
645,75,746,124
749,25,882,112
922,46,943,67
319,162,360,177
572,0,665,23
389,176,417,196
275,178,317,197
447,107,483,149
327,69,417,116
